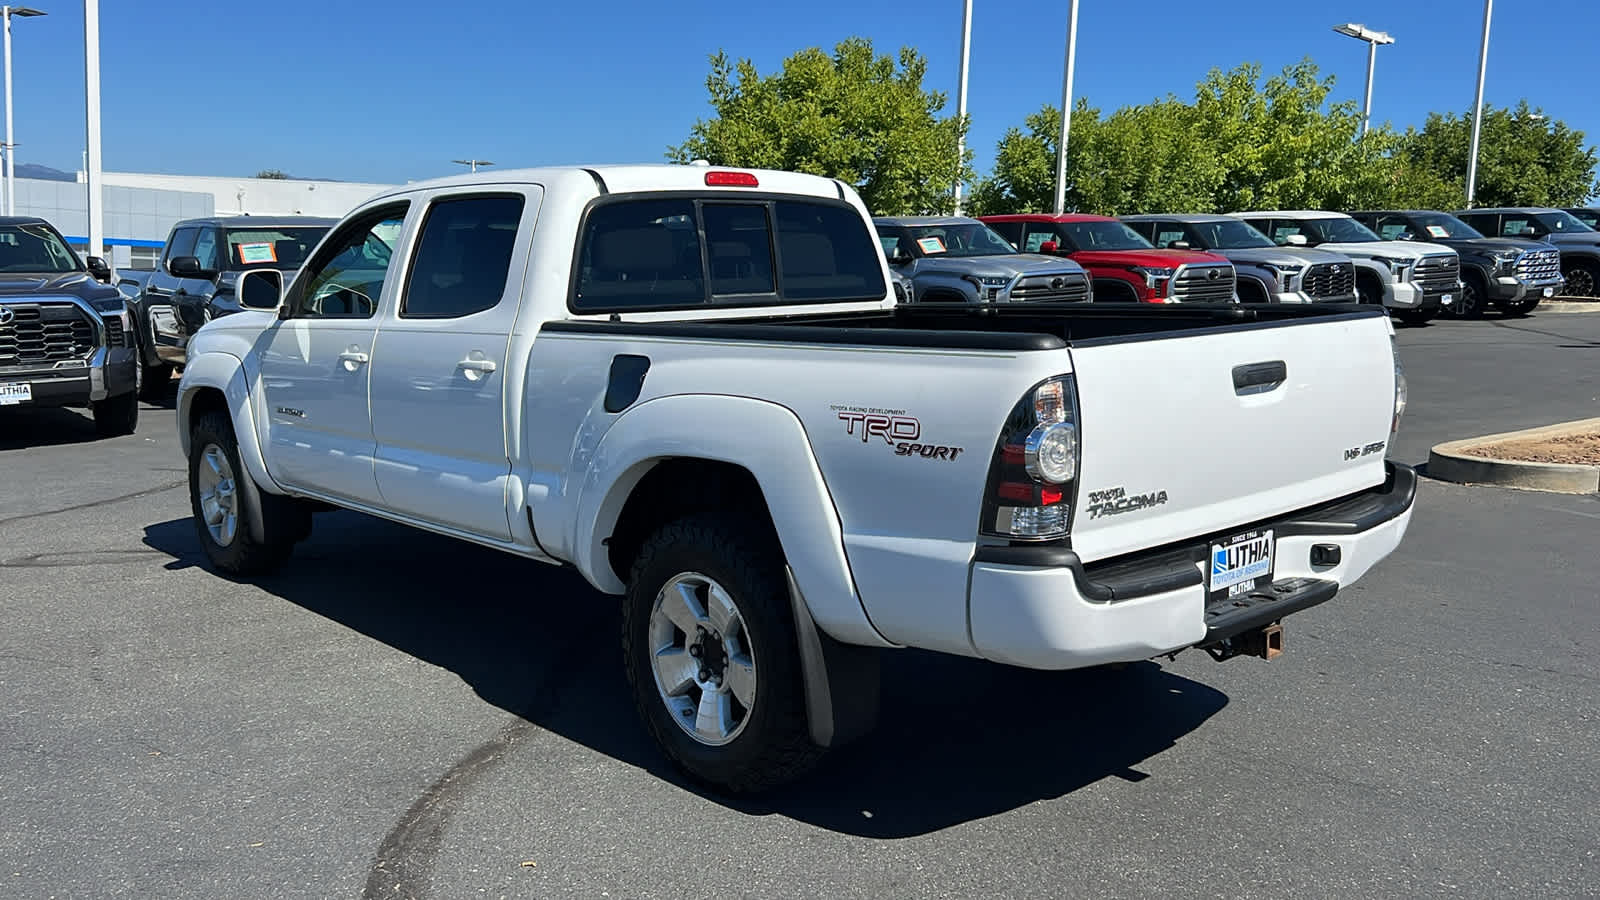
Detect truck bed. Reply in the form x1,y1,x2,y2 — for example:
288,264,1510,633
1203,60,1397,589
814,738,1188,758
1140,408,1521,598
544,301,1380,349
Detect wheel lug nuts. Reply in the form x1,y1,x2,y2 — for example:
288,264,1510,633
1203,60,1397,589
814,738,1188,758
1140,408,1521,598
689,645,702,657
698,669,711,681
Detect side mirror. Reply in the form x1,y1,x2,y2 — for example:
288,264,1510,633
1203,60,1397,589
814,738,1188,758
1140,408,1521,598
1283,234,1309,247
888,249,913,265
1169,240,1192,250
1396,232,1416,242
168,256,214,278
238,268,284,311
1038,240,1059,253
85,256,112,283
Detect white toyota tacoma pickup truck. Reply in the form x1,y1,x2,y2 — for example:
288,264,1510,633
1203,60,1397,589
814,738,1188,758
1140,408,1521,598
176,164,1416,792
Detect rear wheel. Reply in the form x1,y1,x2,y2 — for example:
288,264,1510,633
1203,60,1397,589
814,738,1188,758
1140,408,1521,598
187,411,308,575
622,513,822,793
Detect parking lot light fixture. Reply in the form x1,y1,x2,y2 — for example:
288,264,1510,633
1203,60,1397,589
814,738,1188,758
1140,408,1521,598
1465,0,1494,207
3,5,46,217
1332,22,1394,138
452,159,494,174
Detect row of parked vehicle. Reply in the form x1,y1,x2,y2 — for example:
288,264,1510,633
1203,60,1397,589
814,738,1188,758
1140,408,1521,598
876,205,1600,325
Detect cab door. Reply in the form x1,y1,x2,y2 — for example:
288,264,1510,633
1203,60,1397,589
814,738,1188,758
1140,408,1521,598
145,227,195,364
257,201,413,504
368,188,539,541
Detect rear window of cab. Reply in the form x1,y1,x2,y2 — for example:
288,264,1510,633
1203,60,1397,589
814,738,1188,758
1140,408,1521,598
571,196,886,312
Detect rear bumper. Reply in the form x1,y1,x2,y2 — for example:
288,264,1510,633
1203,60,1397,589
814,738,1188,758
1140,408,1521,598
967,462,1417,670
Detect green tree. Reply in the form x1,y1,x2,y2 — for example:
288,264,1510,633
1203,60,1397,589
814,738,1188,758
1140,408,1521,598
975,60,1401,216
669,38,971,215
1189,60,1399,212
1394,100,1599,208
255,169,290,180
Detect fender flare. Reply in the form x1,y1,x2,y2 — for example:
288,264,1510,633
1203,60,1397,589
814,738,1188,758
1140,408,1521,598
571,393,893,650
176,351,287,546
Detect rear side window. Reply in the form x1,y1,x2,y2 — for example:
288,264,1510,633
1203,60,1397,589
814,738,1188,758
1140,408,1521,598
402,194,526,319
572,196,884,311
773,201,883,301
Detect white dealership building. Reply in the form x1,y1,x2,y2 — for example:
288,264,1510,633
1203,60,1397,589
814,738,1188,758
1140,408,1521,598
6,170,395,271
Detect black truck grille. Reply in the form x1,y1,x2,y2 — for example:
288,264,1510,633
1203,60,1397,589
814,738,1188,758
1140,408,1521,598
1412,255,1460,294
1514,248,1561,283
1012,272,1091,303
1171,263,1235,302
0,302,97,367
1302,261,1356,298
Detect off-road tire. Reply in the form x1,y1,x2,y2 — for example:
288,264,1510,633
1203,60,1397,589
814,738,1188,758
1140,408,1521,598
622,513,823,793
140,361,174,403
91,390,139,437
187,411,308,575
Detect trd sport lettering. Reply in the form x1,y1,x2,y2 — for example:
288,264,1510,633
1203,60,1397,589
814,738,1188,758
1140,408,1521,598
838,411,920,444
894,443,964,461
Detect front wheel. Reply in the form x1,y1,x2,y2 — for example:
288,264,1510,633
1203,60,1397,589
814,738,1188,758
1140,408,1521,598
1448,276,1486,319
1560,260,1598,298
622,514,823,793
91,390,138,437
187,411,308,575
139,361,174,403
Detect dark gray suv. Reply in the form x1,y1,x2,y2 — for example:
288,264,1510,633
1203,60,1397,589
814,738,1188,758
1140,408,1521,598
1351,210,1563,316
1454,207,1600,297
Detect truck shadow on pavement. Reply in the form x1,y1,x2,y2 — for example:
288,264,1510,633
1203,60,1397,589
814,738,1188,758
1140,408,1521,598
143,510,1229,839
0,407,105,449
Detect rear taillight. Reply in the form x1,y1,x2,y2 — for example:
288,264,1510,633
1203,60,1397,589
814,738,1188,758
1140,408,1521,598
1391,335,1407,434
981,376,1080,541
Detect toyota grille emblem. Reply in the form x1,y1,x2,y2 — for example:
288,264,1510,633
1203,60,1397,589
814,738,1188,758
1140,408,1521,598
1050,277,1064,289
1207,268,1221,280
0,306,13,325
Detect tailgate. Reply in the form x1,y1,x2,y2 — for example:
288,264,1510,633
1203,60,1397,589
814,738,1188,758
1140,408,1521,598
1067,313,1397,562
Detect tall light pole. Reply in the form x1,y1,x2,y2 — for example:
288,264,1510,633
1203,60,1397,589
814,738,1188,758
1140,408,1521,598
952,0,972,215
1464,0,1493,207
3,6,45,217
1332,23,1394,137
452,159,493,173
83,0,101,259
1052,0,1079,214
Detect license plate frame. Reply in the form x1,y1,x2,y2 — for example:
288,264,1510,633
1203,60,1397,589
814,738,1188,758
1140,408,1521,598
1208,528,1275,604
1543,286,1554,298
1441,293,1454,305
0,382,32,406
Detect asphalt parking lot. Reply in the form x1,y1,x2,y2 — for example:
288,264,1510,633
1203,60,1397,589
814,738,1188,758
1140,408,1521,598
3,312,1597,899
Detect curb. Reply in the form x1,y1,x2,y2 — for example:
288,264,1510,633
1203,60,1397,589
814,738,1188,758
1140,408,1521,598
1540,299,1600,313
1428,418,1600,494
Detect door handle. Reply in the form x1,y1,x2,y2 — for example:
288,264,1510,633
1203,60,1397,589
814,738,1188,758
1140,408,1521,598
338,349,370,371
1233,360,1287,395
457,358,497,373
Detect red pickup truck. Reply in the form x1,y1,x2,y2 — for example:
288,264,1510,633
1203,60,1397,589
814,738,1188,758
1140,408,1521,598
981,213,1237,303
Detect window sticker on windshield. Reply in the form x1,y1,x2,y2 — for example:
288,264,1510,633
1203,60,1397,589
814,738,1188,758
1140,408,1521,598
917,236,946,254
1426,225,1449,238
237,241,276,264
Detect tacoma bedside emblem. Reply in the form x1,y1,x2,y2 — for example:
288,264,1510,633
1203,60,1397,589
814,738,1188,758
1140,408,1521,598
0,306,12,325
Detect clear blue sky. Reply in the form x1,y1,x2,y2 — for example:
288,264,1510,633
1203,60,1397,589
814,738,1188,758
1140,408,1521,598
8,0,1596,186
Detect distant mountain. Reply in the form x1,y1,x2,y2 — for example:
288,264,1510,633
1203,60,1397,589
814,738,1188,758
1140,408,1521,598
15,163,76,182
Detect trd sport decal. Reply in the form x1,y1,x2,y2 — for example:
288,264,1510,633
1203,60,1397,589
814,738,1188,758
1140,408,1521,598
831,404,964,461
